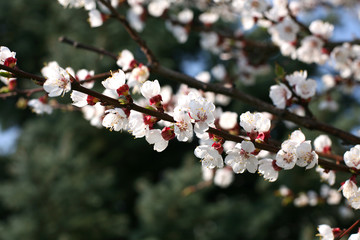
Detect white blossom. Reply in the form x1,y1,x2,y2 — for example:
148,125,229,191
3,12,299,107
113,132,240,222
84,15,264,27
0,46,16,66
219,111,238,130
348,190,360,209
82,102,105,128
211,64,226,80
199,12,219,25
173,106,193,142
317,224,334,240
349,233,360,240
269,17,299,43
102,108,129,131
202,166,214,181
258,158,279,182
177,8,193,24
269,83,292,109
194,145,224,169
225,141,258,174
27,99,53,115
297,36,328,64
316,167,335,186
76,69,95,89
128,111,148,138
290,130,306,143
71,90,88,107
285,70,307,87
314,135,332,153
128,65,149,88
116,50,135,71
214,167,234,188
294,192,308,207
326,189,341,205
188,96,215,134
309,20,334,39
322,74,336,90
339,179,358,199
42,64,71,97
276,140,297,169
344,145,360,169
88,9,103,28
102,70,126,90
127,5,145,32
147,0,169,17
294,78,317,99
295,140,318,169
145,129,168,152
140,80,161,99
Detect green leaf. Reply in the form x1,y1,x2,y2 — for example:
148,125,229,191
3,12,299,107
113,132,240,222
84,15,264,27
275,63,285,79
0,86,9,93
0,71,13,78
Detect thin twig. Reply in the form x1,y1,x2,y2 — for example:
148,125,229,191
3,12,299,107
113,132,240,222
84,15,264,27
335,219,360,240
97,0,158,65
59,36,118,60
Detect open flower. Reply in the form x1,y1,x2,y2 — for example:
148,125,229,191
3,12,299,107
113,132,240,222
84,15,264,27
0,46,17,68
258,159,280,182
128,65,149,88
225,141,258,174
240,111,271,140
269,83,292,109
102,70,126,90
317,224,334,240
140,80,161,99
344,145,360,169
295,141,318,169
28,97,53,115
214,167,234,188
42,63,71,97
194,145,224,169
102,108,129,131
276,140,298,170
189,96,215,134
173,106,193,142
145,129,169,152
116,50,135,71
314,135,332,153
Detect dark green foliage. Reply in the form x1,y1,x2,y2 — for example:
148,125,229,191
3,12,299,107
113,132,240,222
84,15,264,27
0,113,129,240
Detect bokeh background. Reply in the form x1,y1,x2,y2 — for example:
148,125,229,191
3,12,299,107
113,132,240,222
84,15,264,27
1,1,360,239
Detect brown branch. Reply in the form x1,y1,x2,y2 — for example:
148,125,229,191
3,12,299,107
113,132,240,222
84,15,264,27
335,219,360,240
152,65,360,145
97,0,158,65
0,64,352,173
1,65,46,84
0,92,17,99
55,37,360,144
58,36,118,60
79,72,112,83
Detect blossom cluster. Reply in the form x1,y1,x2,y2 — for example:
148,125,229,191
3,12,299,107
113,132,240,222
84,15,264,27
317,224,360,240
277,184,342,207
58,0,119,27
3,0,360,237
269,70,317,109
0,46,17,91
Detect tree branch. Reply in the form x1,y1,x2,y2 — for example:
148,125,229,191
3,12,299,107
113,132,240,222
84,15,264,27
0,64,352,173
58,36,117,60
58,37,360,144
97,0,158,65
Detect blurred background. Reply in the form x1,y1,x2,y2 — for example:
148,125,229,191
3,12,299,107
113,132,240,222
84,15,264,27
1,1,360,239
